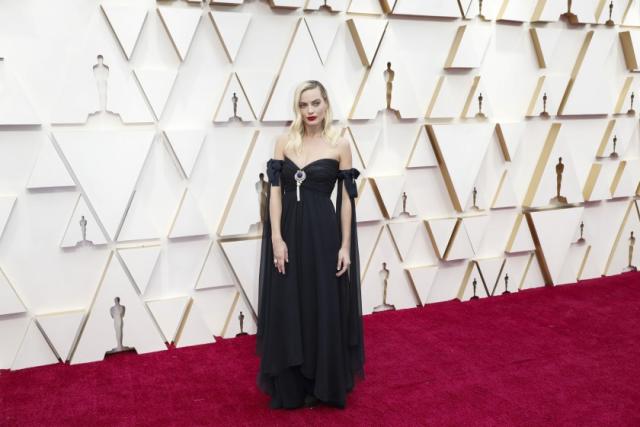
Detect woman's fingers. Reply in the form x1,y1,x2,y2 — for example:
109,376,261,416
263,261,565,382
273,241,288,274
274,256,283,274
336,256,349,277
282,245,287,272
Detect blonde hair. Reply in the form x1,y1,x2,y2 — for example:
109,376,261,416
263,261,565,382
286,80,339,154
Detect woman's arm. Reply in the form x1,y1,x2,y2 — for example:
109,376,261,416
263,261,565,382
336,137,353,277
271,135,288,274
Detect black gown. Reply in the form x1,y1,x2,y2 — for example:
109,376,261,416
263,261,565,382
256,156,365,409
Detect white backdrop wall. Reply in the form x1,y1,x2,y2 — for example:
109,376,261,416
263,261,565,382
0,0,639,370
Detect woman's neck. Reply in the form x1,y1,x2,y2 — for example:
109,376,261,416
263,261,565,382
303,124,323,138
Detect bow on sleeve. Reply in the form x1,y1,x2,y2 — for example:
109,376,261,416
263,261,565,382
337,168,361,199
266,159,284,186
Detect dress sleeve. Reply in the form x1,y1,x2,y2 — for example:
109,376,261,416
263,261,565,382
256,159,284,356
336,167,365,378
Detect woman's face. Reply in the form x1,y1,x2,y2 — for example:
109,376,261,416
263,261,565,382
298,87,327,127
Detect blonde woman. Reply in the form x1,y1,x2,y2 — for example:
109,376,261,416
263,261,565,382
256,80,364,409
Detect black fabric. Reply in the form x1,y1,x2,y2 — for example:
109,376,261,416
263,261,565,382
256,156,365,409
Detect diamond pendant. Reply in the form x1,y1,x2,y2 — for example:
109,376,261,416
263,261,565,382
294,169,306,202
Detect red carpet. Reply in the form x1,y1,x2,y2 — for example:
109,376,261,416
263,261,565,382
2,272,640,426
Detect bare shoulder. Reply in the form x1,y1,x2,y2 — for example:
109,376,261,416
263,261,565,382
336,135,351,154
336,135,352,168
273,133,288,159
276,133,289,149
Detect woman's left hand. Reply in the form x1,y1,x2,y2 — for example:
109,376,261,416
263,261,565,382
336,247,350,277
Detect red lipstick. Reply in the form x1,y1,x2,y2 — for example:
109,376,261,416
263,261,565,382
307,115,317,121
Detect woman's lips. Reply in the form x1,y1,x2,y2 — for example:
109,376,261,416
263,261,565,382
307,116,317,121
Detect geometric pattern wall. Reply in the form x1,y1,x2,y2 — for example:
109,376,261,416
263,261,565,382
1,0,639,370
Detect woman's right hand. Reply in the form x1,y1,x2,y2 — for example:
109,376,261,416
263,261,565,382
272,237,289,274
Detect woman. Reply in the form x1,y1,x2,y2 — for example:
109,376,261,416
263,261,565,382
256,80,365,409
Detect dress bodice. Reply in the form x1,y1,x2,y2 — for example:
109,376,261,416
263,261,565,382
282,156,339,197
266,157,360,199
